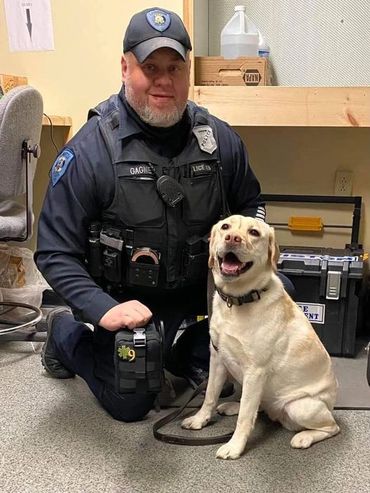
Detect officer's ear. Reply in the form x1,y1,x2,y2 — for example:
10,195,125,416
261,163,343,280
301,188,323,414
121,54,128,83
185,53,191,86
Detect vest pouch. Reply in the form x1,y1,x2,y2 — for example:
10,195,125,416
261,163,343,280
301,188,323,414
100,228,126,284
127,247,160,288
116,171,165,228
114,322,163,394
183,236,209,282
181,169,221,226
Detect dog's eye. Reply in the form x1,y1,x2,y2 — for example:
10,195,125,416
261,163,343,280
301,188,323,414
221,223,230,230
249,228,260,237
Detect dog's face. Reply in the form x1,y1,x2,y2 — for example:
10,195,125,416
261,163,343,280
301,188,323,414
209,215,278,284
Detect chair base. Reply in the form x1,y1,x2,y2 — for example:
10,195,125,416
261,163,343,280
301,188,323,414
0,301,43,335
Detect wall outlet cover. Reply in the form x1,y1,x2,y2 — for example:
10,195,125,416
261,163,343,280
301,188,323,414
334,170,353,196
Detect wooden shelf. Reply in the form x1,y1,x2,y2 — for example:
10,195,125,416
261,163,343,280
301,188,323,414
42,115,72,127
192,86,370,127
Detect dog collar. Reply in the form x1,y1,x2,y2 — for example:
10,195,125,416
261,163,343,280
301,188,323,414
215,286,268,308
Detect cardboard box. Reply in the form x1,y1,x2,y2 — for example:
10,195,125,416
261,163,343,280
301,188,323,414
195,56,271,87
0,74,28,96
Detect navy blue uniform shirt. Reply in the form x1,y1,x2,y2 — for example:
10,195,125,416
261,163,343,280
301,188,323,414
35,87,264,325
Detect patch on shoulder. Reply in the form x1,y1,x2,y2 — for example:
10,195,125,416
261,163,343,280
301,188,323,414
51,148,75,186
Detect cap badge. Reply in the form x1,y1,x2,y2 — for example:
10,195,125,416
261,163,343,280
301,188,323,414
146,10,171,32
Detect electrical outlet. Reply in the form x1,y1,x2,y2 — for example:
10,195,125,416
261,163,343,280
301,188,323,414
334,170,353,196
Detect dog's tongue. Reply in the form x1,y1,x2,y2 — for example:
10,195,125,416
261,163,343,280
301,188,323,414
221,255,243,275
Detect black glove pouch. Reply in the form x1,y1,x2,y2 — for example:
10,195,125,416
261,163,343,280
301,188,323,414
114,321,164,394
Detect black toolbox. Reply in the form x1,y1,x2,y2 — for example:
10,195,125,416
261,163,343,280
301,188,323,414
262,194,365,357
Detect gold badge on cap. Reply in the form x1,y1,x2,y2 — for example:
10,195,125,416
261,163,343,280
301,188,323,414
146,10,171,32
154,13,165,25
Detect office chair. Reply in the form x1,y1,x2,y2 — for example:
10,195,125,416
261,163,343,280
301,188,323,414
0,85,44,339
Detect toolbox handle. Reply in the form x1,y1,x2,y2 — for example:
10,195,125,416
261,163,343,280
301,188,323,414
261,194,362,248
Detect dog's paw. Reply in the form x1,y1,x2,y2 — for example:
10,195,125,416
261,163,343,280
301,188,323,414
181,413,210,430
290,431,314,449
217,401,240,416
216,439,245,460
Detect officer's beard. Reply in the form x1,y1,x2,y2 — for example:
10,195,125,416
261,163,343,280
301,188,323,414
125,83,186,128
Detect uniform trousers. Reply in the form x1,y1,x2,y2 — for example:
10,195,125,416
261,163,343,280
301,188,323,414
49,273,295,422
50,284,210,422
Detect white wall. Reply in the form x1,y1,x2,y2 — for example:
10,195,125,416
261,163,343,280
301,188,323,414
204,0,370,86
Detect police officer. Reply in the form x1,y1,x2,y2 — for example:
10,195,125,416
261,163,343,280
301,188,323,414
36,7,268,422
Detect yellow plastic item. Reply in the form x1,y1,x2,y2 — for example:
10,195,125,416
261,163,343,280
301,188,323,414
288,216,324,232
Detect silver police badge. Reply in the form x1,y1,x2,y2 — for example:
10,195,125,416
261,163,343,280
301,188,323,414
146,10,171,32
193,125,217,154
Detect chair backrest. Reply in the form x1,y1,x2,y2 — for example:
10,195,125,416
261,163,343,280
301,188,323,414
0,85,43,241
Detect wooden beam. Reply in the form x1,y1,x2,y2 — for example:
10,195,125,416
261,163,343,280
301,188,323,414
193,86,370,127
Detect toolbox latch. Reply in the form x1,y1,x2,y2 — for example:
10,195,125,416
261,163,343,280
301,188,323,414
326,271,341,300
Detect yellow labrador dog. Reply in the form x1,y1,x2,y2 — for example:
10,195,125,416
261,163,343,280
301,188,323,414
182,215,339,459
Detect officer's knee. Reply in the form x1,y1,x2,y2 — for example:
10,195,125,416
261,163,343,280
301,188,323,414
101,389,156,422
108,405,151,423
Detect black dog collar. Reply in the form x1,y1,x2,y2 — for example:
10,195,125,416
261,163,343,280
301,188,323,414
215,286,268,308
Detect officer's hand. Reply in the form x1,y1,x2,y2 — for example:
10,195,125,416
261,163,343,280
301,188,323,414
98,301,153,331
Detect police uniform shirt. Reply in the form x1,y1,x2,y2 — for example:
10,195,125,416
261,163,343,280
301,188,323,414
35,87,264,326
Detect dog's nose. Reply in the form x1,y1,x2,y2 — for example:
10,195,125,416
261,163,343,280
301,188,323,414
224,233,242,244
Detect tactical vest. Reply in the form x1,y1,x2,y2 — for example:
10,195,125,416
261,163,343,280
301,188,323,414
87,95,228,291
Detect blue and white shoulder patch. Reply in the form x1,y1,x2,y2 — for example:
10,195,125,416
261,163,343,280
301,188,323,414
51,148,75,186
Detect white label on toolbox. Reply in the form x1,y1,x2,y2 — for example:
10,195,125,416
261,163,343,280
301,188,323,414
297,302,325,324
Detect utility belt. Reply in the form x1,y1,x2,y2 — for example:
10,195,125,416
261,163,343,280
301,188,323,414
114,321,164,394
87,222,209,289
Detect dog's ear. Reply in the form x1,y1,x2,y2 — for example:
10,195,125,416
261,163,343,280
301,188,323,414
268,226,280,271
208,224,217,269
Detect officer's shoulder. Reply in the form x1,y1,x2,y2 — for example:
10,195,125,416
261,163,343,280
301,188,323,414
87,94,119,121
210,113,240,143
69,94,119,146
67,115,103,149
191,102,232,131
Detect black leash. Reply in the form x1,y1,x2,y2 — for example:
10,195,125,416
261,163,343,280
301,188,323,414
153,380,234,445
153,382,370,446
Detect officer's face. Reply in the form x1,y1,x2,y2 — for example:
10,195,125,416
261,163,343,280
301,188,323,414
121,48,190,127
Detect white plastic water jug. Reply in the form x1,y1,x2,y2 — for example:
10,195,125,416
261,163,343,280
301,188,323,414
258,31,270,58
220,5,259,58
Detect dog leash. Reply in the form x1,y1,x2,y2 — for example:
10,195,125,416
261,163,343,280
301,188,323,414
153,380,234,445
153,381,370,446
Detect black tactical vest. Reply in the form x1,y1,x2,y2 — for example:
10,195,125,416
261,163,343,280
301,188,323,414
87,95,227,291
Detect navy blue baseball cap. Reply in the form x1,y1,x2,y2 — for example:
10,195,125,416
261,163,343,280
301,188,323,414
123,7,192,62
